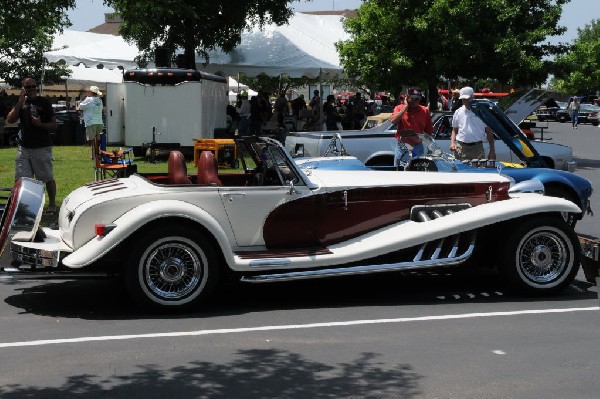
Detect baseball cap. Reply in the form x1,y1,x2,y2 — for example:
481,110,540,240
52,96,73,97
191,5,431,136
407,88,422,98
459,86,474,99
89,85,103,96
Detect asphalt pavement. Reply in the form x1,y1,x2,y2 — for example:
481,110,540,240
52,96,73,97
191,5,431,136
545,120,600,239
0,122,599,399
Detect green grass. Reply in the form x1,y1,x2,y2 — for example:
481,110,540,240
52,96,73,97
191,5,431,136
0,144,180,213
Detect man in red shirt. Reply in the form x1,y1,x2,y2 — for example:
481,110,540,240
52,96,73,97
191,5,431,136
390,88,433,169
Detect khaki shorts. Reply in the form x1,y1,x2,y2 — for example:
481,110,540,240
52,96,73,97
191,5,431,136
15,146,54,183
86,124,104,141
455,141,485,161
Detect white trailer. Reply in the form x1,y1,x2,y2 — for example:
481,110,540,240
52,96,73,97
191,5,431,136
106,68,228,152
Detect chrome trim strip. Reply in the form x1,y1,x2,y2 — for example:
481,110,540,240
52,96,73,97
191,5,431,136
248,258,292,267
241,241,475,283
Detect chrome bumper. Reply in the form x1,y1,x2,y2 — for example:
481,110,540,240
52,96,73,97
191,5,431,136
10,228,72,269
11,241,61,268
565,160,577,173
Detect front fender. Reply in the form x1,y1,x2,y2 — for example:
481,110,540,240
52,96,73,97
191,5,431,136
62,200,233,268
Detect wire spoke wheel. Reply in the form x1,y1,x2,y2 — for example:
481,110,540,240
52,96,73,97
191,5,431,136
126,225,218,311
501,216,579,294
145,242,203,300
517,230,568,284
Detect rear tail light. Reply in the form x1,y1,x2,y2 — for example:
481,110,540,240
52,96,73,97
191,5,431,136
95,224,117,237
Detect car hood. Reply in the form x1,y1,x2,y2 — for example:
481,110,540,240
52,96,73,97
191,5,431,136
501,89,552,124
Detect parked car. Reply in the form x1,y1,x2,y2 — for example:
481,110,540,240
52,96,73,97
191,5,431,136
535,99,562,122
4,137,582,311
309,132,592,227
556,103,600,126
290,99,576,171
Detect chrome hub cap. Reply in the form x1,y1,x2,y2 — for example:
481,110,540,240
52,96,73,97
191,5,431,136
145,242,202,300
520,232,567,283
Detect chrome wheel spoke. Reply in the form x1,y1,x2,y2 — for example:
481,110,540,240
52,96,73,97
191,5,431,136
145,242,202,300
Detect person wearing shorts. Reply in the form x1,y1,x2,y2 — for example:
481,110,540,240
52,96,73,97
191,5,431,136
6,77,58,214
79,85,105,157
450,86,496,162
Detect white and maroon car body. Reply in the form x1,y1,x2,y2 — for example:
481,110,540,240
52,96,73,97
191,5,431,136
3,137,582,311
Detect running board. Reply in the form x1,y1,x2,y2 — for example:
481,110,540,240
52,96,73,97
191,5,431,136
241,233,475,283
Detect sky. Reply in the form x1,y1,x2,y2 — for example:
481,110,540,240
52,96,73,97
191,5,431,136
67,0,598,44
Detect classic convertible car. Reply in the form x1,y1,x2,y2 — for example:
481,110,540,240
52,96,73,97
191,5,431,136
4,137,583,311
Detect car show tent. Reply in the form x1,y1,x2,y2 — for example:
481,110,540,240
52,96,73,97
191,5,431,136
43,13,348,80
198,13,348,79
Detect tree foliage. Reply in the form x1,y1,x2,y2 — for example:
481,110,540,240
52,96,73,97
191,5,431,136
0,0,74,86
336,0,570,105
552,19,600,94
106,0,299,69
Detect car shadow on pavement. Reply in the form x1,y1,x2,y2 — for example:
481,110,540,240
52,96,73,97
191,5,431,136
0,349,424,399
2,268,597,320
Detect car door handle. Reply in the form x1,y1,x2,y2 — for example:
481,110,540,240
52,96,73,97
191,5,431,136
223,193,245,202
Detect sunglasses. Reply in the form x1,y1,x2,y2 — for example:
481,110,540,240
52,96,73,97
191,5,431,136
409,96,421,100
24,85,37,89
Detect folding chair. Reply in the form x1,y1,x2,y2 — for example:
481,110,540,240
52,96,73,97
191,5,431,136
94,135,133,180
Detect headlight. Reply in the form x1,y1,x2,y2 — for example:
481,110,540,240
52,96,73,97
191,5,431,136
508,179,544,195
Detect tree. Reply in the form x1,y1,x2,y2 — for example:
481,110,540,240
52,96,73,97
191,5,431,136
0,0,74,86
336,0,570,108
552,19,600,95
106,0,300,69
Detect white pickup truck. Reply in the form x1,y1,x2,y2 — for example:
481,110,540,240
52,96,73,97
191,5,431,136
284,93,576,171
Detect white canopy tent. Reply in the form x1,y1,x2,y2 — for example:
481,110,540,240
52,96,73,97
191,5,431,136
45,30,139,70
65,63,124,85
228,76,248,92
44,13,348,80
199,13,348,79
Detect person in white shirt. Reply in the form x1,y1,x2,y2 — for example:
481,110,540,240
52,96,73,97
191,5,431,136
449,86,496,161
79,85,104,156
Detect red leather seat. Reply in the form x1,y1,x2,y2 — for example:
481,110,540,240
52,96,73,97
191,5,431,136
197,151,223,186
167,151,191,184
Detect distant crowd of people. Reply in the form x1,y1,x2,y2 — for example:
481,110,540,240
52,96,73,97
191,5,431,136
229,89,401,135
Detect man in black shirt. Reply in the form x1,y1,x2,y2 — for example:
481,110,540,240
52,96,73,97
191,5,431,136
6,77,57,214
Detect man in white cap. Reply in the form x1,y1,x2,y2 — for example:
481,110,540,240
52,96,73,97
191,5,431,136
79,85,104,157
449,86,495,161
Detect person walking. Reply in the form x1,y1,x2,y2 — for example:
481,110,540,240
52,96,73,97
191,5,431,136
389,88,433,169
449,86,496,161
79,85,104,157
568,95,580,129
6,77,58,214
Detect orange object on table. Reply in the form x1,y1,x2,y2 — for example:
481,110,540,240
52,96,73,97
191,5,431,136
193,139,237,167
